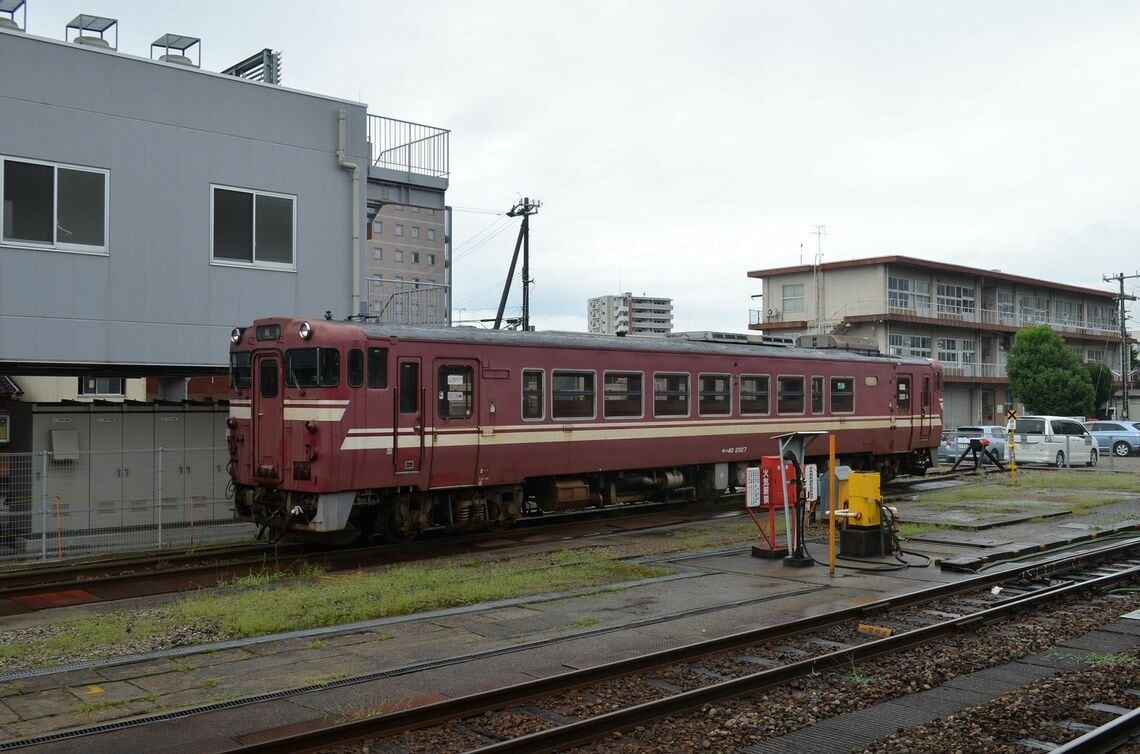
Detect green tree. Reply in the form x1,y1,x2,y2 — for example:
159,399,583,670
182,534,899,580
1084,361,1114,416
1006,325,1094,415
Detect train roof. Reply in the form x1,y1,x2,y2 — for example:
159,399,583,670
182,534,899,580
285,319,937,368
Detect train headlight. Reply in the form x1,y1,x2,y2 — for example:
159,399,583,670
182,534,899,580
299,321,313,340
230,327,244,344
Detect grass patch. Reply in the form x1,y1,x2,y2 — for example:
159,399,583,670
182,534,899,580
896,522,958,539
572,617,601,628
650,520,761,550
2,547,671,672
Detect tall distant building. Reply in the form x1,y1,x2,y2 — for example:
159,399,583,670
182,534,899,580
588,294,673,336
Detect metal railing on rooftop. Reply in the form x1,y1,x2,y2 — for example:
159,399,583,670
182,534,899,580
367,115,450,179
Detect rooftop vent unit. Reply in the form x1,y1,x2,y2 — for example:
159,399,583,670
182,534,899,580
151,33,200,67
222,48,282,85
795,333,880,355
0,0,26,32
66,13,117,49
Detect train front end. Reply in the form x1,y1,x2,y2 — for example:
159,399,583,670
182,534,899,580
227,317,363,541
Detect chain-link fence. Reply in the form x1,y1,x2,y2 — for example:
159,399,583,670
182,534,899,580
0,448,254,563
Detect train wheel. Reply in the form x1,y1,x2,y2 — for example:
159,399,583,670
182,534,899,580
377,507,417,544
692,469,722,505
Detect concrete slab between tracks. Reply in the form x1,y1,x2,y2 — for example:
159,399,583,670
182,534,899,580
939,520,1140,572
740,617,1140,754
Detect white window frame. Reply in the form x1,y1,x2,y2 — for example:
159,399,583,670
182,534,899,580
782,284,805,314
209,184,296,271
697,372,732,417
427,228,436,241
1,155,109,254
78,376,125,397
411,226,420,239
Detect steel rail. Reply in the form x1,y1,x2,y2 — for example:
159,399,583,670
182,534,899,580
1050,706,1140,754
228,538,1140,753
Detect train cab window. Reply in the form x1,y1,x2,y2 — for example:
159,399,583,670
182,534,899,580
830,377,855,414
368,347,388,389
604,372,643,418
259,359,278,398
777,376,804,414
698,374,731,416
897,377,911,412
654,373,689,417
285,348,340,388
739,375,770,415
348,349,364,388
229,351,251,389
522,369,544,420
438,365,474,419
399,362,419,413
552,371,595,419
811,376,824,414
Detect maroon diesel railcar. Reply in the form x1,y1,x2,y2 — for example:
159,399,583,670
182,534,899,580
227,317,943,542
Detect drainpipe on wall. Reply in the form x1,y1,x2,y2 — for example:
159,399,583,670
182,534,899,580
336,108,362,317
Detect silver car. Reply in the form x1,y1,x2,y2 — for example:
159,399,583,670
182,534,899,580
953,425,1007,462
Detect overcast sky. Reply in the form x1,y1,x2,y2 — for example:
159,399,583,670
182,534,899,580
21,1,1140,333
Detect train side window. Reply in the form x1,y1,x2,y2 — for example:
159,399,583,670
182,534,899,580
897,377,911,412
777,375,804,414
229,351,251,389
830,377,855,414
368,347,388,389
552,370,595,419
811,376,824,414
739,375,770,415
259,359,278,398
604,372,643,418
698,374,730,416
922,376,930,410
522,369,544,420
654,373,689,417
348,349,364,388
438,365,473,419
399,362,419,413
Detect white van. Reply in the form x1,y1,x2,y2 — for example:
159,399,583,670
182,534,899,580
1013,416,1098,467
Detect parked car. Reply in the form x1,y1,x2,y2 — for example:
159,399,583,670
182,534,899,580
1013,416,1098,467
953,425,1007,463
937,430,959,463
1083,421,1140,457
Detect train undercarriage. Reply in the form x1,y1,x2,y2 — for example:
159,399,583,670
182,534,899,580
233,448,932,545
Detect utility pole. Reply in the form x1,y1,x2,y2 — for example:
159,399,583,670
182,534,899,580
1103,271,1139,420
493,197,541,330
811,225,826,333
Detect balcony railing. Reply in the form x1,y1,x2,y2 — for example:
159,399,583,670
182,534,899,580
751,298,1119,337
367,115,450,179
941,362,1008,379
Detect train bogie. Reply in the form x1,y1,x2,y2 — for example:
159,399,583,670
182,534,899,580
227,318,942,543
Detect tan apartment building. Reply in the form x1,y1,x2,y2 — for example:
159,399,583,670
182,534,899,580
365,204,450,325
747,256,1125,427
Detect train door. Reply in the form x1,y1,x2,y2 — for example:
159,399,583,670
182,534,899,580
429,358,480,488
252,354,283,482
896,372,915,450
918,375,933,442
395,357,425,474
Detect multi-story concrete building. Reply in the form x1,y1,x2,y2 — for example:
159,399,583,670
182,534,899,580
588,293,673,336
0,13,448,396
747,256,1125,426
365,203,451,325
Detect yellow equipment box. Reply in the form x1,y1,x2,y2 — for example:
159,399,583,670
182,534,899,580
838,471,882,527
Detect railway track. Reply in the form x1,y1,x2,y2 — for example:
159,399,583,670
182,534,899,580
103,537,1137,753
0,497,749,612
